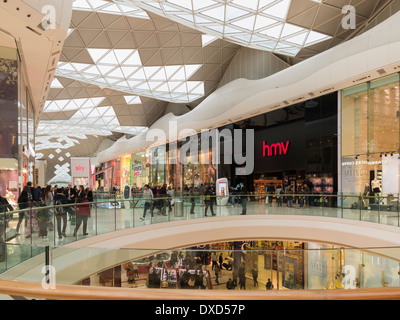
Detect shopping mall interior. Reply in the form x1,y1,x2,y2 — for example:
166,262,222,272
1,0,400,301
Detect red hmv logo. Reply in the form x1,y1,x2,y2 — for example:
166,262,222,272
263,141,290,157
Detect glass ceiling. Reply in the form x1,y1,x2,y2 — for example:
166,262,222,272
127,0,332,56
55,48,205,103
73,0,149,19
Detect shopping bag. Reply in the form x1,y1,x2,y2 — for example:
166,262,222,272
5,229,18,241
71,215,76,226
265,196,269,204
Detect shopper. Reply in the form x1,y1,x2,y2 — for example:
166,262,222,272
204,186,215,216
219,252,223,269
275,185,283,207
266,278,274,290
226,278,235,290
166,186,173,212
37,185,53,238
239,262,246,290
286,185,294,207
232,268,239,288
159,184,168,216
141,185,154,220
54,187,68,239
86,187,93,203
239,183,248,215
73,186,90,237
211,252,218,270
252,265,259,287
16,181,36,234
266,182,275,206
189,185,195,214
214,264,221,285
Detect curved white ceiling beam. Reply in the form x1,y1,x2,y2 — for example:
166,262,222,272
93,10,400,165
0,0,73,114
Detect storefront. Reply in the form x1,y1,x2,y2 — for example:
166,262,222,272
70,157,91,187
147,135,217,192
131,151,150,188
120,155,131,188
0,38,35,202
93,160,114,192
341,72,400,209
218,92,338,200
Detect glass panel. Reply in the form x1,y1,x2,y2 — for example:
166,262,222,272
367,74,399,155
342,83,369,157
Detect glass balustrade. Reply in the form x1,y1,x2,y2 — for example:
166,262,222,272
0,193,399,251
1,244,399,293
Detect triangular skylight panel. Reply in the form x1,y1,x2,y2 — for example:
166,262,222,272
225,5,250,21
124,96,141,104
128,0,332,56
167,0,193,11
201,35,218,46
51,78,63,88
232,0,260,11
262,0,291,20
72,0,149,19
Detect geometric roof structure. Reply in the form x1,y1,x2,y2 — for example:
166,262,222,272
35,0,397,184
128,0,333,57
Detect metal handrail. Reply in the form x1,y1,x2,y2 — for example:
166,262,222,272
0,279,399,300
0,192,397,217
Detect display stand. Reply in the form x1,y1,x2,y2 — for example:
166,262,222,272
216,178,229,206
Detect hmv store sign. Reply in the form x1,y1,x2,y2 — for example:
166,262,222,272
254,121,306,173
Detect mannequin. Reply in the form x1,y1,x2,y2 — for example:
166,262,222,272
371,179,381,193
371,169,382,205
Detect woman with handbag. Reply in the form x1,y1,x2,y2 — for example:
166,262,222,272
73,186,90,237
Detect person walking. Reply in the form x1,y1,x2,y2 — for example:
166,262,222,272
232,268,239,288
239,262,246,290
37,185,53,238
286,185,294,207
275,185,283,207
141,185,154,220
204,186,216,216
252,265,259,287
189,185,195,215
73,186,90,237
219,253,223,269
16,181,36,234
211,252,218,270
214,264,221,285
65,184,76,221
239,183,248,215
54,187,68,239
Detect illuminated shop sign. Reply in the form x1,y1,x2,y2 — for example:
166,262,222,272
263,141,290,157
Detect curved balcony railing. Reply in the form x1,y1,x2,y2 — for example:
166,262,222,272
0,192,399,274
0,244,400,300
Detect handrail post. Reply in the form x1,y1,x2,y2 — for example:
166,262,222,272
378,195,381,224
276,250,279,291
53,201,56,246
95,200,98,236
